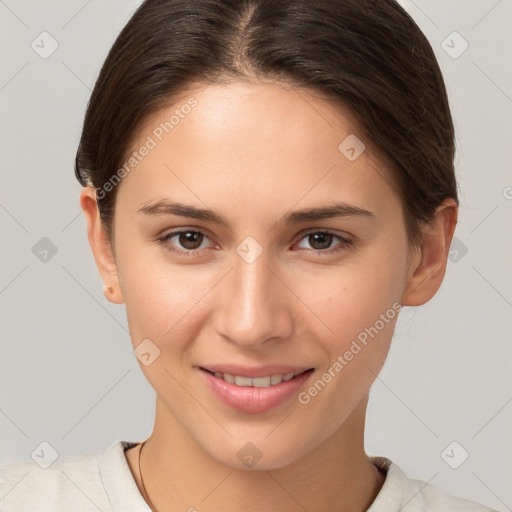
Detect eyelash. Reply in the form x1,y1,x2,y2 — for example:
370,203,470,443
157,228,353,257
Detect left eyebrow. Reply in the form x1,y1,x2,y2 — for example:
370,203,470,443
282,202,376,224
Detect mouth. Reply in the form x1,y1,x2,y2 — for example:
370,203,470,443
200,367,314,387
199,366,315,414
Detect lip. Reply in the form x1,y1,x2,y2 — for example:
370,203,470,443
199,364,312,378
199,366,315,414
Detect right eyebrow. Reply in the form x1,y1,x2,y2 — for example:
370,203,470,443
137,199,229,226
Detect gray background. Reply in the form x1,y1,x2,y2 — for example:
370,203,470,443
0,0,511,510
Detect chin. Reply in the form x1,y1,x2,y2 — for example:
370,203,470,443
196,430,314,472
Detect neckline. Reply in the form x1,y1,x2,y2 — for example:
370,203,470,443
100,440,399,512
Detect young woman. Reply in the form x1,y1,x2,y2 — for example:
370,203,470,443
0,0,500,510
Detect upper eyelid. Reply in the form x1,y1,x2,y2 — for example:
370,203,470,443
159,226,217,243
296,228,351,239
293,230,352,249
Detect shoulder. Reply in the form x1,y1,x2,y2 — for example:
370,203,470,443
369,456,499,512
0,440,136,512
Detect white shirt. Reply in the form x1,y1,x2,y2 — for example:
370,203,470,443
0,440,498,511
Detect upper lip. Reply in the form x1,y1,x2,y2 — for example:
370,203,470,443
199,364,314,378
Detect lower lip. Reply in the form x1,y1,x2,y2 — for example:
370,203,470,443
200,368,314,414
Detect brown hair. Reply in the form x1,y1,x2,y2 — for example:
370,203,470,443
75,0,458,247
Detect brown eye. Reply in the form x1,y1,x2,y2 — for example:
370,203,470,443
158,229,215,255
178,231,204,250
307,232,333,250
294,230,353,254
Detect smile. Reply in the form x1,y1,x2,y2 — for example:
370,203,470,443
199,367,315,413
202,369,309,387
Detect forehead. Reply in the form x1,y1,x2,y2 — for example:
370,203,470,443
116,80,400,221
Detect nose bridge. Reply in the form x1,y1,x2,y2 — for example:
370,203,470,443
237,255,270,326
216,244,292,346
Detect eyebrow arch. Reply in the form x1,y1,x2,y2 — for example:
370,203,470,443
138,200,228,225
282,203,376,224
137,199,376,226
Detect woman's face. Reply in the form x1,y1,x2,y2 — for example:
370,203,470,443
103,81,419,469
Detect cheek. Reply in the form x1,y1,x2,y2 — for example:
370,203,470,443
289,239,409,392
298,252,406,338
291,260,405,423
115,238,213,349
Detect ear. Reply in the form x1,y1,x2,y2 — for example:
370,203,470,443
80,187,124,304
401,198,458,306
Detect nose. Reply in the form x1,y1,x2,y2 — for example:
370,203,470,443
213,247,294,349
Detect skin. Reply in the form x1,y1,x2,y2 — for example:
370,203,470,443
81,80,457,512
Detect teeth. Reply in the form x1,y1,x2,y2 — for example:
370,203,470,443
270,374,282,385
211,371,303,387
222,373,235,384
235,375,253,386
252,376,271,387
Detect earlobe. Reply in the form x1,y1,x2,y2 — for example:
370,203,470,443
401,198,458,307
80,187,125,305
103,283,122,303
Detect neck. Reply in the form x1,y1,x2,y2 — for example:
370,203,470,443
128,395,385,512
